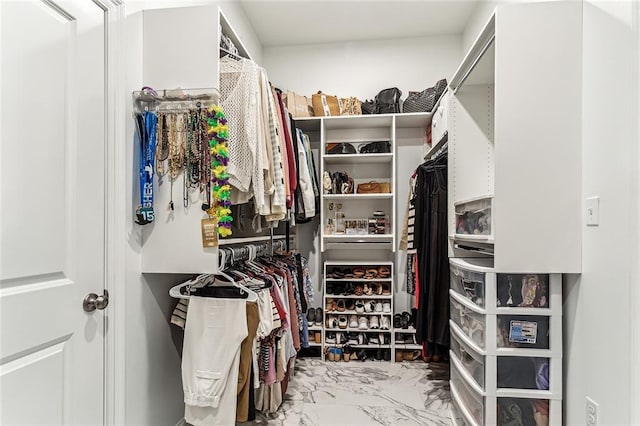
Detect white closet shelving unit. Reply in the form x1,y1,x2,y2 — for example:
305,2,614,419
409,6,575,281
322,261,394,361
448,2,582,425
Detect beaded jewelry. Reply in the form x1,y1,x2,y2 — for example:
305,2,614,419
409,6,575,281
206,105,232,237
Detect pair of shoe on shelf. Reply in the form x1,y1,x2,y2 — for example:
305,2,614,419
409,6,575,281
395,350,422,362
329,266,391,279
326,331,349,345
393,309,417,329
326,298,353,312
306,307,323,326
326,282,391,296
326,299,391,314
395,334,417,344
357,315,390,330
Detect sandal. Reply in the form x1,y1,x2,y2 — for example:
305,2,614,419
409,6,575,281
374,283,383,295
381,283,391,295
325,298,334,312
353,267,365,278
378,266,391,277
331,269,344,279
346,300,355,311
366,268,378,279
354,284,363,296
363,283,372,296
336,300,346,312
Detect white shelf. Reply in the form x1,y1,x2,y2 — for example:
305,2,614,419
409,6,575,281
496,307,553,316
324,294,393,300
325,278,393,282
294,112,433,130
394,328,417,334
495,388,556,399
218,234,288,246
325,327,392,333
307,342,322,347
324,234,393,242
395,112,434,128
450,234,494,244
324,261,393,266
395,344,422,350
323,153,393,164
348,344,391,349
322,193,393,200
325,311,392,316
308,326,322,331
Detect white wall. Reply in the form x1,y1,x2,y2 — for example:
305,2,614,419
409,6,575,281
568,2,637,424
263,35,462,101
123,3,264,425
463,1,639,424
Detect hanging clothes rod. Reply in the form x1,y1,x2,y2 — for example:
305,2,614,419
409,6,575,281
218,238,290,271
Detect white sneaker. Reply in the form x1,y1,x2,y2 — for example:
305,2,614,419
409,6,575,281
383,302,391,313
380,316,390,330
349,315,358,328
374,302,383,312
370,316,380,329
355,300,365,314
358,316,369,330
364,301,375,313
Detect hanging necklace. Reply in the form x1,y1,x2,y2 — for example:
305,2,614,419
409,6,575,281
206,105,232,237
155,112,169,176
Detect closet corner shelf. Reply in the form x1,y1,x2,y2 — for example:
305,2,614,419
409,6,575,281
450,12,496,92
322,193,393,200
218,234,289,246
294,112,434,130
323,153,393,164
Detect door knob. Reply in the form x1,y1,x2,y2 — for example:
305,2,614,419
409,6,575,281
83,289,109,312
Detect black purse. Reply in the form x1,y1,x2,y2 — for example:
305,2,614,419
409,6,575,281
361,99,376,115
402,79,448,113
375,88,402,114
327,143,357,155
359,141,391,154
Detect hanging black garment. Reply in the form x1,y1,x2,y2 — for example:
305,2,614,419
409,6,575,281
414,152,450,354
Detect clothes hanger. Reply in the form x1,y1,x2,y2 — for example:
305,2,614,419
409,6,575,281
168,271,258,302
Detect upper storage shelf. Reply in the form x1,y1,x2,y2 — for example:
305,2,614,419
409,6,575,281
449,13,495,93
294,111,434,132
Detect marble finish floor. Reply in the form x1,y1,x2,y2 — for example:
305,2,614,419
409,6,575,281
246,358,451,426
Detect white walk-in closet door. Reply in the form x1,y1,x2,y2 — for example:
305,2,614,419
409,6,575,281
0,1,108,424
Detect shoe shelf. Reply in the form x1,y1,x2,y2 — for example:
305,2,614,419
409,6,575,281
323,153,393,164
308,326,322,332
307,342,322,347
322,261,395,362
394,328,417,333
395,344,422,350
325,327,392,333
322,194,393,200
324,294,393,300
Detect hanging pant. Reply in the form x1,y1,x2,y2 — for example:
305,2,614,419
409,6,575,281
236,302,259,422
182,296,248,426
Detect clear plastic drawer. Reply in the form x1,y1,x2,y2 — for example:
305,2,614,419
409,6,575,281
451,297,486,348
451,329,485,388
455,197,492,236
497,315,550,350
497,356,550,390
497,273,550,308
451,363,484,426
450,262,487,308
497,397,550,426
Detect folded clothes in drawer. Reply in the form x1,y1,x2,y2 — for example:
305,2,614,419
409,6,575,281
497,356,550,390
450,262,486,308
455,197,492,236
497,397,550,426
451,297,486,348
451,363,484,426
451,329,485,388
497,315,550,350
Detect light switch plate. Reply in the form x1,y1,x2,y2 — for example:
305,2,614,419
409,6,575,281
586,197,600,226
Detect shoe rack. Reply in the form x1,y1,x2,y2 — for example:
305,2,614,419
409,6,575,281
322,261,394,362
392,311,423,363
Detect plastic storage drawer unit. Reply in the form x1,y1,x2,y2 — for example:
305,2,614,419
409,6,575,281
451,363,484,426
450,258,493,308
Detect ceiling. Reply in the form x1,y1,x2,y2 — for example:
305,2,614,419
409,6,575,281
239,1,479,47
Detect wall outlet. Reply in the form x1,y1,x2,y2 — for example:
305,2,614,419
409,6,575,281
586,397,598,425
